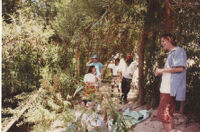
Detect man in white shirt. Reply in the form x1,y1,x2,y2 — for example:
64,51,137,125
119,55,137,104
108,58,120,97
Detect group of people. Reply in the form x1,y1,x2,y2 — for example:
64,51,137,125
83,54,138,105
82,33,187,132
82,55,103,107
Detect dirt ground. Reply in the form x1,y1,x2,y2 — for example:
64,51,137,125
101,83,200,132
132,108,200,132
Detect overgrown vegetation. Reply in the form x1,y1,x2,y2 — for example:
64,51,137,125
2,0,200,131
2,8,54,98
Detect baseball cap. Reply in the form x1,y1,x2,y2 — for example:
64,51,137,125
91,54,98,59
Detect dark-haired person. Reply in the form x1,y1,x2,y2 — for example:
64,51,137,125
82,66,98,107
108,58,121,97
155,33,187,132
119,55,137,104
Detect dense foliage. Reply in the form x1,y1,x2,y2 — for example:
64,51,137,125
2,0,200,131
2,8,54,97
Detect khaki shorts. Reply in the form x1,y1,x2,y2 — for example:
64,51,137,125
111,76,120,88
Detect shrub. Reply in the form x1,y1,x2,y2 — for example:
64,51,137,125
2,8,54,98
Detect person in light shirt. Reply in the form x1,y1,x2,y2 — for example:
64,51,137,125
82,66,98,107
119,55,137,104
155,33,187,132
108,58,120,97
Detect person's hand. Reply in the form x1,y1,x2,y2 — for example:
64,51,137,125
86,59,92,66
155,68,164,76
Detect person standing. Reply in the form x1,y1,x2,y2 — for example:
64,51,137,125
86,54,103,88
155,33,187,132
119,55,137,104
108,58,121,97
82,66,98,107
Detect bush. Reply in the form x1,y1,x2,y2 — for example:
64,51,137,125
2,8,54,98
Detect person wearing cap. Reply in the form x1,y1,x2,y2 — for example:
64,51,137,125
119,55,137,104
155,33,187,132
86,54,104,87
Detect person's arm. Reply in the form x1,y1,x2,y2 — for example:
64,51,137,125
119,71,122,82
86,59,92,66
156,48,186,76
95,76,98,83
129,62,137,77
155,66,184,76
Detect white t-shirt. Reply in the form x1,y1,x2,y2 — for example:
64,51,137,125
122,61,137,79
160,59,171,94
108,64,119,76
84,73,97,86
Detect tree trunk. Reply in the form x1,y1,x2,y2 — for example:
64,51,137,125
165,0,172,33
138,0,154,105
138,32,147,105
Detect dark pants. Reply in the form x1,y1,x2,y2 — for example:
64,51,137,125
121,77,132,102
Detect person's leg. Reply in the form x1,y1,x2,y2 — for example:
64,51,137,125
158,94,175,132
118,85,120,93
117,77,121,97
123,79,131,103
179,101,184,114
121,78,126,102
98,80,101,88
124,92,128,102
162,116,174,132
110,77,114,97
114,78,118,95
171,116,174,130
111,77,117,97
122,79,128,102
111,84,114,97
163,122,173,132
